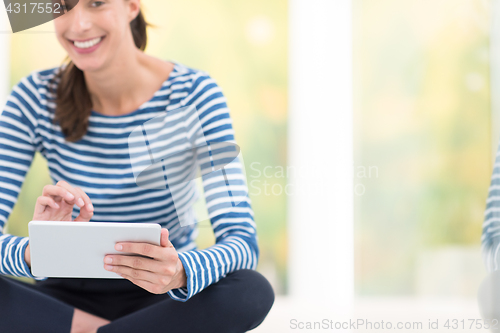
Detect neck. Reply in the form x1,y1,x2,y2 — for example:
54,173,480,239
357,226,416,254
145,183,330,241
83,47,153,116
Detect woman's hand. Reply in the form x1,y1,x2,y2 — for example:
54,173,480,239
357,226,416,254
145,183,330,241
26,181,95,268
33,180,94,222
103,228,187,294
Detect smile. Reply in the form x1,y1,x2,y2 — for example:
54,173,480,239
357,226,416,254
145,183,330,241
73,37,103,49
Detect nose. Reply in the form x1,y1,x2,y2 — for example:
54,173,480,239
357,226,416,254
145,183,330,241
67,2,92,34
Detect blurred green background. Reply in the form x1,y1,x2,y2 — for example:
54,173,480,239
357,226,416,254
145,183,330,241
5,0,288,293
354,0,491,297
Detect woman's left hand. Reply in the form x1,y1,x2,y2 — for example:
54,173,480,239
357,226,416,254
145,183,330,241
103,228,187,294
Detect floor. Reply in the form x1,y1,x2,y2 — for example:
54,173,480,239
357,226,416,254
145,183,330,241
253,296,483,332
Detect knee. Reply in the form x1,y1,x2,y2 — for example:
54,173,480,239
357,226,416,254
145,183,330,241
223,269,275,330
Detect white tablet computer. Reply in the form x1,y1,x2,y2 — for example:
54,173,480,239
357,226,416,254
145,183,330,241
28,221,161,279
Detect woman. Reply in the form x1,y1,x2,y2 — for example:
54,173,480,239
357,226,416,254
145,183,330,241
0,0,274,332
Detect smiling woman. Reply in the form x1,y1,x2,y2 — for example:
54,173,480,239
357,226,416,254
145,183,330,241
53,0,152,141
0,0,274,332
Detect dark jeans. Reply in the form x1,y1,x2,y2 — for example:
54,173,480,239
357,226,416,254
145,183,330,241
0,269,274,333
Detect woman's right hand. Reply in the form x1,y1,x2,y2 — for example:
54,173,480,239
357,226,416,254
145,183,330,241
26,181,94,267
33,180,94,222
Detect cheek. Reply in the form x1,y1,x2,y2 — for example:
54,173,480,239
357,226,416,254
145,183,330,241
56,35,71,52
53,23,67,46
101,12,129,39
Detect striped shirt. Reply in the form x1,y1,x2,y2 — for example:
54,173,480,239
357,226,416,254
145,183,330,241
482,143,500,272
0,60,258,302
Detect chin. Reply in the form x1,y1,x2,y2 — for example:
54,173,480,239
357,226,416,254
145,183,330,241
71,59,105,72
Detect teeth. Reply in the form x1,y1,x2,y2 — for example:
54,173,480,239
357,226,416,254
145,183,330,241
73,37,102,49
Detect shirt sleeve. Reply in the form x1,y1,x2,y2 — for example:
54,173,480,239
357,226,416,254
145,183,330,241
0,73,43,279
482,139,500,272
167,72,258,302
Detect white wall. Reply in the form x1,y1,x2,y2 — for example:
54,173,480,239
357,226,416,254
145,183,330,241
288,0,354,311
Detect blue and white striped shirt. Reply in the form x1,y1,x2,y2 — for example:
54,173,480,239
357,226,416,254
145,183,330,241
0,61,258,302
482,142,500,272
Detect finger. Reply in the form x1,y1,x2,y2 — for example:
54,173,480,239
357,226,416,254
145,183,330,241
34,196,60,215
56,181,85,208
119,273,159,294
104,264,157,284
115,242,163,260
104,254,165,274
42,185,75,204
75,187,94,212
73,188,94,222
160,228,173,248
74,206,94,222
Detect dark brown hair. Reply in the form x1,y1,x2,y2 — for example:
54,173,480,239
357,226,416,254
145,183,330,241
53,8,149,142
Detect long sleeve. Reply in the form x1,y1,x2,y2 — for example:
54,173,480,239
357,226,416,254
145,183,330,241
0,74,41,278
167,72,258,302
